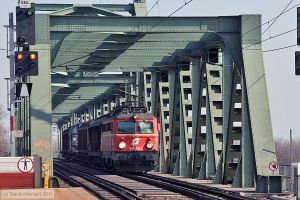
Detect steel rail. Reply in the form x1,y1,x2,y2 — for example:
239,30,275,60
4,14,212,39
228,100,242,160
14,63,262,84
122,173,253,200
54,162,143,200
53,169,109,200
54,159,253,200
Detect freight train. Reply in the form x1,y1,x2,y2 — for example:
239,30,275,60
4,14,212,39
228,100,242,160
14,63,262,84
61,104,159,172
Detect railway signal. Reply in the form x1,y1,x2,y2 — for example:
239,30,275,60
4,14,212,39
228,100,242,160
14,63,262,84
16,5,35,46
15,51,38,77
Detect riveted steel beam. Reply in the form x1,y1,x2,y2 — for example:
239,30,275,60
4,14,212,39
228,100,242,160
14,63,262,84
50,5,122,17
35,4,135,14
51,75,136,84
49,16,240,33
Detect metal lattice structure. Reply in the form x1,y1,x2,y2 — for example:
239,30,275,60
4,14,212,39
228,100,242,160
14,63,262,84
19,1,282,192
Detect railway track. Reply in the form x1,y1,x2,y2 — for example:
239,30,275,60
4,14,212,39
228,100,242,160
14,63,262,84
54,159,253,199
54,162,143,200
122,173,253,200
54,160,189,200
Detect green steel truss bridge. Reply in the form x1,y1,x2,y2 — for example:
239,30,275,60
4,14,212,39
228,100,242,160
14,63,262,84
15,0,281,192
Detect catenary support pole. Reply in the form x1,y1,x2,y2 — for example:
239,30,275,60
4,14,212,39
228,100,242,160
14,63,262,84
9,13,15,156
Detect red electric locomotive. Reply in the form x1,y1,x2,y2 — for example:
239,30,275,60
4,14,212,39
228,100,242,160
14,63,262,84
89,105,159,172
63,104,160,173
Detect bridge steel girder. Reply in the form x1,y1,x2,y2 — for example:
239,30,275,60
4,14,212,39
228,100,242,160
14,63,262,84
35,4,136,15
135,16,278,192
49,16,240,33
33,5,280,192
51,75,136,85
24,11,54,175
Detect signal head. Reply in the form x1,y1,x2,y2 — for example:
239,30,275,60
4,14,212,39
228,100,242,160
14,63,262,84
16,53,23,60
29,53,36,60
27,10,34,16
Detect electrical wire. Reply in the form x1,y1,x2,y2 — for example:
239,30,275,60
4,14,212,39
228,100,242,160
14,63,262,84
262,44,298,53
243,27,297,49
262,0,295,35
145,0,161,16
146,0,194,32
129,0,194,33
51,53,93,69
243,1,300,36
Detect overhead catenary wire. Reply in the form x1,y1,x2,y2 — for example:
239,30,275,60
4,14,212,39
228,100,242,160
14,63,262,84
243,27,297,49
129,0,195,33
262,44,298,53
243,1,300,36
146,0,194,32
145,0,161,16
51,3,299,70
261,0,295,35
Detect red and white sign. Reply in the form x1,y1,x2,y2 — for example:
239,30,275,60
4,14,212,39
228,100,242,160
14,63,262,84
269,161,279,171
17,157,34,173
0,157,34,189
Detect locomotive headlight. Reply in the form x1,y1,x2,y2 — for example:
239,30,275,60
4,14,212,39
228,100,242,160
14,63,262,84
119,141,126,149
146,142,154,150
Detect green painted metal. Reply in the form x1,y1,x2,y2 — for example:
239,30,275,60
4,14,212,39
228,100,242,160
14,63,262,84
30,3,282,191
241,16,278,177
223,69,242,184
50,5,122,16
241,74,255,187
168,69,180,173
192,59,207,179
191,60,201,178
51,74,136,84
179,96,187,176
35,4,135,14
206,63,223,179
49,16,240,33
30,44,53,175
221,50,233,183
28,11,53,175
206,93,215,179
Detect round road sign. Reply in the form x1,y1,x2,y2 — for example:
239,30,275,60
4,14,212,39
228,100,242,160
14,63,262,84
17,157,34,173
268,161,278,171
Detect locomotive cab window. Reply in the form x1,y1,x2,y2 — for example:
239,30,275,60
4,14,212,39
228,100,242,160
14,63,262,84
137,122,153,134
118,122,135,134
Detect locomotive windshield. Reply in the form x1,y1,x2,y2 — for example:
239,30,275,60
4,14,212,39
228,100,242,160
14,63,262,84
118,122,135,133
137,122,153,134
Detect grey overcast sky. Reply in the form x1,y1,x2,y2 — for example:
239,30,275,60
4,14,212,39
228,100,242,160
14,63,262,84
0,0,299,138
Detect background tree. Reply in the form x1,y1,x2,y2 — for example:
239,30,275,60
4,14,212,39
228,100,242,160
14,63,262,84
275,137,300,191
275,137,300,165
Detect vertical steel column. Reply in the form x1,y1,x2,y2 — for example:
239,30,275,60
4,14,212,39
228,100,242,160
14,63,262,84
136,72,143,104
179,96,187,176
191,59,202,178
168,69,180,174
217,50,233,184
30,13,53,175
206,92,216,178
241,74,255,187
150,72,158,116
222,50,233,168
30,43,53,175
